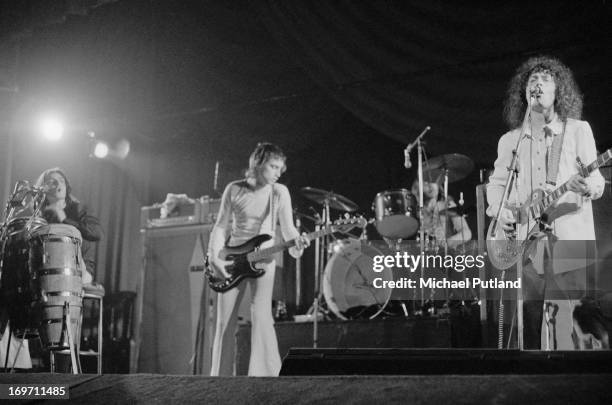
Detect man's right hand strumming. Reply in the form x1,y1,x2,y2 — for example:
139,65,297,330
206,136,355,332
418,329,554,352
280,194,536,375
498,207,516,231
209,251,231,280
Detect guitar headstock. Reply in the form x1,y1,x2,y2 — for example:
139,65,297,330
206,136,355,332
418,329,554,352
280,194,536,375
331,216,367,233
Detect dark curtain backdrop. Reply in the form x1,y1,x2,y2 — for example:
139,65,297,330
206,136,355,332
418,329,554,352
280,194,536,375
256,0,611,157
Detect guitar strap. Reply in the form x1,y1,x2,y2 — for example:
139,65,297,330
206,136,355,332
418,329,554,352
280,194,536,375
270,184,277,235
545,122,566,186
256,183,276,237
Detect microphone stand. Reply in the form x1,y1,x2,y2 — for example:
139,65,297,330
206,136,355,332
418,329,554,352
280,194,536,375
295,215,302,311
411,127,430,307
491,95,535,350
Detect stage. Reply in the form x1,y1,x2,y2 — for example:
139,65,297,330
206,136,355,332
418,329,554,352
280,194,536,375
0,371,610,404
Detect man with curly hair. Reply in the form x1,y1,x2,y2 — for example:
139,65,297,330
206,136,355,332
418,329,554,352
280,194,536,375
487,56,605,349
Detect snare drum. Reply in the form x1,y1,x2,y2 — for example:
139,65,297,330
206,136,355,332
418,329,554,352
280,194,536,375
323,239,392,320
372,189,418,239
29,224,84,350
0,217,47,338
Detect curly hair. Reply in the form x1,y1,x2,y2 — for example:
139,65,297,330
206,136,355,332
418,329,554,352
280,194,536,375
503,55,583,129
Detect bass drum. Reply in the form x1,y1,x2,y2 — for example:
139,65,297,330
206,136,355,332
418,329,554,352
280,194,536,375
323,239,393,320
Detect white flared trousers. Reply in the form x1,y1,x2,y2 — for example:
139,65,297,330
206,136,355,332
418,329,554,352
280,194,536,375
210,261,280,376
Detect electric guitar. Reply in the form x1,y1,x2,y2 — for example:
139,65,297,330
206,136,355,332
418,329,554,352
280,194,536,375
205,216,367,292
487,148,612,270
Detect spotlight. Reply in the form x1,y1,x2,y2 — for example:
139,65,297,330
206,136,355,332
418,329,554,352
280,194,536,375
39,116,64,141
115,139,130,160
88,132,130,160
93,142,109,158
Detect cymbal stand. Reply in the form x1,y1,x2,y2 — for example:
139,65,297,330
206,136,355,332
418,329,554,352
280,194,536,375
441,167,449,305
308,199,331,348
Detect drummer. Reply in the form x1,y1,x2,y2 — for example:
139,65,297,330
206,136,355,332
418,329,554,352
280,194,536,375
34,168,103,284
411,179,472,250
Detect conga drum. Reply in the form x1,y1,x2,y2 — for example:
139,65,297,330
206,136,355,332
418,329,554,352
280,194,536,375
28,224,84,350
0,217,47,338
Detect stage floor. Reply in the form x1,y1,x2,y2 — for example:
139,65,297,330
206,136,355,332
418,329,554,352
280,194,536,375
0,372,611,404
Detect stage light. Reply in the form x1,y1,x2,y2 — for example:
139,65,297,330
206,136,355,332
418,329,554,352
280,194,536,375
39,116,64,141
115,139,130,159
88,132,130,160
93,142,109,158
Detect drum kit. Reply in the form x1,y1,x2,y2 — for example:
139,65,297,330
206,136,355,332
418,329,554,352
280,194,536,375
299,152,475,324
0,181,86,372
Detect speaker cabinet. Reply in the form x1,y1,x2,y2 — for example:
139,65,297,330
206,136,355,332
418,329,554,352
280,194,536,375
136,224,213,374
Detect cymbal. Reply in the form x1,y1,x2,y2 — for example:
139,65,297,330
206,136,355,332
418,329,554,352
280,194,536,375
423,153,474,183
300,187,359,212
438,205,476,216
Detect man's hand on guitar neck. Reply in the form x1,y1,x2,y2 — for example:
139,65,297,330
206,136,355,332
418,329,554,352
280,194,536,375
567,174,591,198
295,232,311,250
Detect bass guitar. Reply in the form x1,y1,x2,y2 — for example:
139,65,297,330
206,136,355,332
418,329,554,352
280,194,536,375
487,148,612,270
206,216,366,292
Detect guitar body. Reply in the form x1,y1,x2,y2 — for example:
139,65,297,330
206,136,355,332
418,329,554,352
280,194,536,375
205,216,367,293
486,148,612,270
486,219,523,270
206,234,272,293
486,189,545,270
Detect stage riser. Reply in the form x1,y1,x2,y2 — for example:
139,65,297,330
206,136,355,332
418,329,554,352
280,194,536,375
280,348,612,375
236,318,452,375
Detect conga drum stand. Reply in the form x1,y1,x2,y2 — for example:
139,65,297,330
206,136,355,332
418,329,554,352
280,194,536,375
49,302,81,374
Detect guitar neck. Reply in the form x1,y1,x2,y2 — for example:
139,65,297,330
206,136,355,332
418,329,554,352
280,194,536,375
247,227,334,262
587,149,612,174
530,149,611,218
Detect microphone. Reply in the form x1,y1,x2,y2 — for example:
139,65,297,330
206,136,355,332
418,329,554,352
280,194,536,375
404,126,431,169
32,183,53,193
530,87,542,98
404,147,412,169
9,181,29,206
213,161,219,191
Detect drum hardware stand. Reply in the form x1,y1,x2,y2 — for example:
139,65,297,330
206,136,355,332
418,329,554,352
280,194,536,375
437,167,451,312
490,94,535,351
306,199,333,348
2,324,13,371
50,302,81,374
